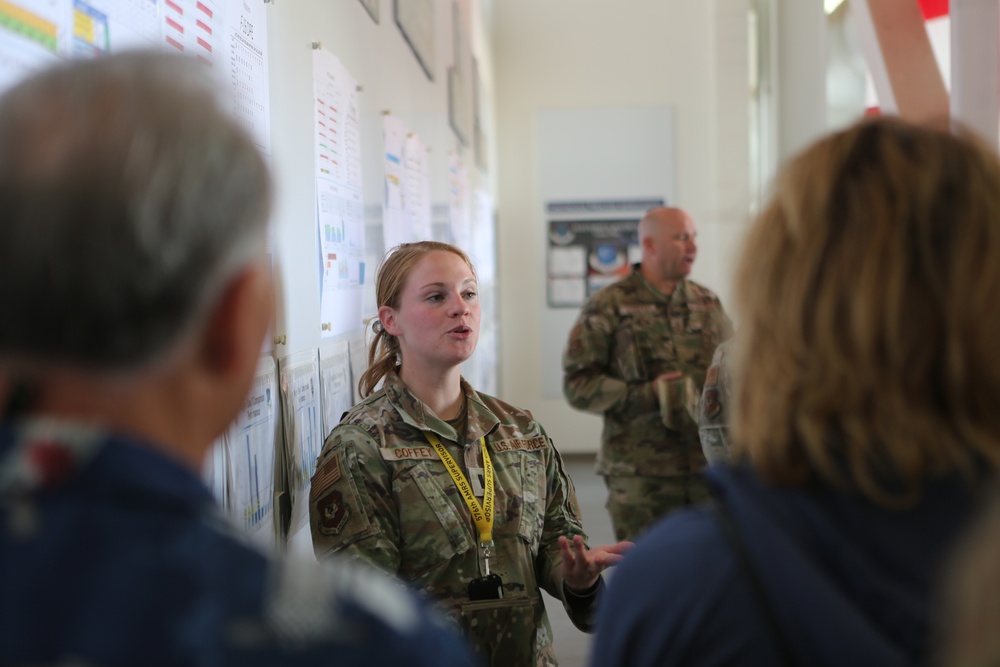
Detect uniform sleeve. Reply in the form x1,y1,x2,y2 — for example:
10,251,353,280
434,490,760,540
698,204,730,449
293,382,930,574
661,292,732,433
309,425,402,576
713,297,734,343
562,298,658,418
699,343,732,466
532,428,598,632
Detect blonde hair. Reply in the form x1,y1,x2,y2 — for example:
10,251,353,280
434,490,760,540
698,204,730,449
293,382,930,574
358,241,477,397
733,117,1000,506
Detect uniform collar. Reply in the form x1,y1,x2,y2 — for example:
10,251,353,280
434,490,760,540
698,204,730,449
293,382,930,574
0,417,214,513
0,418,104,494
631,264,693,305
382,371,500,445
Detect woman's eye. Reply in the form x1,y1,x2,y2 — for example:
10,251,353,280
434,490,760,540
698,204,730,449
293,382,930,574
464,291,477,299
427,294,443,302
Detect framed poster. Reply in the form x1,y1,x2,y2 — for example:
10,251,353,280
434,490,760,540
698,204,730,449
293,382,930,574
395,0,434,81
358,0,380,24
472,56,487,172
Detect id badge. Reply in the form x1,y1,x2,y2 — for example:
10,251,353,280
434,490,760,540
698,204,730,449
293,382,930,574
468,573,504,600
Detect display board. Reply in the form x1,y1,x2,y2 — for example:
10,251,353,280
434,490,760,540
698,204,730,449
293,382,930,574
1,0,499,552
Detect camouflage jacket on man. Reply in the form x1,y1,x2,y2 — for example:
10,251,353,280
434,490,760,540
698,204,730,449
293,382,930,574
699,340,733,466
563,267,732,477
310,370,597,667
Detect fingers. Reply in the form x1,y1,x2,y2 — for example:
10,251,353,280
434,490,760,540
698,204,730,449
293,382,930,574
561,536,635,574
605,540,635,556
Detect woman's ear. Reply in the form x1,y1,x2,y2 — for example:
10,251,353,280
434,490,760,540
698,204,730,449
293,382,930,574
379,305,402,337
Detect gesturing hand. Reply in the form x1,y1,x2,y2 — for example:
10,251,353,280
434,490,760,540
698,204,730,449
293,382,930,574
559,535,634,593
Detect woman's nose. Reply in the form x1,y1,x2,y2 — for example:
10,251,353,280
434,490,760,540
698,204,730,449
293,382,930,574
448,295,468,315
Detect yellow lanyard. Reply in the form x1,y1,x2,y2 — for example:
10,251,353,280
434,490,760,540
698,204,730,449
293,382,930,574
424,432,494,544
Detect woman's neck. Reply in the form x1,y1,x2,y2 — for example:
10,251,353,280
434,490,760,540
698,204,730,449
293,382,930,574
398,362,464,419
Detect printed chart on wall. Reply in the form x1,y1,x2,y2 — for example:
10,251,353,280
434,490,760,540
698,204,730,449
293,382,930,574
382,114,407,249
546,199,664,308
381,114,432,248
318,341,353,438
0,1,271,152
314,48,365,338
226,355,279,548
278,350,322,537
0,0,62,93
404,130,432,241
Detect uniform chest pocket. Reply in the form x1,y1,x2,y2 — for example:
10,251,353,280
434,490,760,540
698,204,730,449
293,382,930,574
459,596,542,666
394,460,474,579
613,322,649,381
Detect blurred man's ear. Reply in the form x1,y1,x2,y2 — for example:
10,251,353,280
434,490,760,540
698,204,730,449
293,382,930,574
198,262,274,427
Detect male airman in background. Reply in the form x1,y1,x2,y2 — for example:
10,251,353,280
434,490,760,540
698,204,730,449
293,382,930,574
563,207,732,541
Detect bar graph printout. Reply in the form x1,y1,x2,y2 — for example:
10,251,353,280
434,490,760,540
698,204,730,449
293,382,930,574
75,0,159,56
0,0,65,92
314,48,365,338
382,113,407,250
227,354,278,548
202,433,230,511
278,349,322,537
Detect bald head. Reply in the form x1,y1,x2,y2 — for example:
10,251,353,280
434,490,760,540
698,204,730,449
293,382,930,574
638,207,697,294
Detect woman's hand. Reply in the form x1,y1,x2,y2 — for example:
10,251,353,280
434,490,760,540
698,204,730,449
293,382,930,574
559,535,634,592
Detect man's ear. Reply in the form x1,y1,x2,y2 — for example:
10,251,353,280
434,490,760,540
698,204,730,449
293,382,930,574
199,263,273,386
641,234,656,256
379,304,402,337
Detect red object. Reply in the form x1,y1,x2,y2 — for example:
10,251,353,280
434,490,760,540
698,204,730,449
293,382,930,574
28,441,75,487
919,0,948,21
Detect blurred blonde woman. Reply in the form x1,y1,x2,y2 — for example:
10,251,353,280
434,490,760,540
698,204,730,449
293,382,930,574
309,241,631,666
590,117,1000,667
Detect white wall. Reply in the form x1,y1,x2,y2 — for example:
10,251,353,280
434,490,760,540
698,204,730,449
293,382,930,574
492,0,826,455
266,0,496,356
494,1,723,454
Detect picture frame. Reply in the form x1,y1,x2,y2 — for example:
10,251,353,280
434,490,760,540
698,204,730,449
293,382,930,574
472,56,487,172
394,0,434,81
358,0,380,25
447,1,471,146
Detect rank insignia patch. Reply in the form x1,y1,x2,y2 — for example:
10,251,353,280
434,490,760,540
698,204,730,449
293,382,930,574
704,389,721,419
318,489,351,535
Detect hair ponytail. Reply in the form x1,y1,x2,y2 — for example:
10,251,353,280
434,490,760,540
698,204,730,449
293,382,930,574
358,320,399,397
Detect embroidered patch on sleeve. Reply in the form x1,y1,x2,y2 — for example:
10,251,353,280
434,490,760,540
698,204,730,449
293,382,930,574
703,388,721,419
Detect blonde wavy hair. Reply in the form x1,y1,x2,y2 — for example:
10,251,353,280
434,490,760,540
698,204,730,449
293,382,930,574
358,241,477,398
732,117,1000,506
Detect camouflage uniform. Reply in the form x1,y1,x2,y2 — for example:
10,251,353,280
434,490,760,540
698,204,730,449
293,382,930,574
563,266,732,541
310,370,597,667
699,340,733,465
